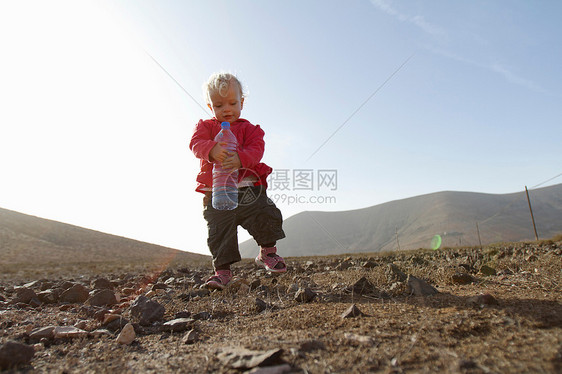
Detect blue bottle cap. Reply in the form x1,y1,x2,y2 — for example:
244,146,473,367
221,122,230,129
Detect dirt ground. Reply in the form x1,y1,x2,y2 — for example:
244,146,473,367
1,239,561,373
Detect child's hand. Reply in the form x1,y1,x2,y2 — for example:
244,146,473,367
209,142,241,170
222,152,241,170
209,142,229,163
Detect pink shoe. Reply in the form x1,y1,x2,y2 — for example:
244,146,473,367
204,270,232,290
255,247,287,273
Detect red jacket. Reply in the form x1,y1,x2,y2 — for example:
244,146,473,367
189,118,272,193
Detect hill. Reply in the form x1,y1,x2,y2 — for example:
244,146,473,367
0,207,208,275
240,183,562,257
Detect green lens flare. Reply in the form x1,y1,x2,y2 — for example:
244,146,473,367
430,235,442,250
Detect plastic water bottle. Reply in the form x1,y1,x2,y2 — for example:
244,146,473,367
212,122,238,210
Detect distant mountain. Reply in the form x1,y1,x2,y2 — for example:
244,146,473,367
0,207,208,265
240,183,562,257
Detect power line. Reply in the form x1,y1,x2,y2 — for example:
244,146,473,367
144,50,210,116
305,53,415,162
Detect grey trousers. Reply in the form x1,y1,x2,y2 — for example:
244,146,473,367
203,186,285,269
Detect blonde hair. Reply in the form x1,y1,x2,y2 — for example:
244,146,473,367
204,72,245,105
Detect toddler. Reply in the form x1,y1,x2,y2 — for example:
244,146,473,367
189,72,287,290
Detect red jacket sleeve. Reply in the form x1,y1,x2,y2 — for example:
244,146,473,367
237,124,266,168
189,119,217,162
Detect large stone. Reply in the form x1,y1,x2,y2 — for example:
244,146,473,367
130,295,165,326
87,289,117,307
407,275,438,296
0,341,35,370
59,284,89,303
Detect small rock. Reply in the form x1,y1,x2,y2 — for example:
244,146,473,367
407,275,438,296
227,278,249,292
53,326,88,339
116,323,136,345
248,363,292,374
151,283,168,290
299,340,325,352
217,347,284,369
87,289,117,307
37,290,58,304
335,260,352,271
349,277,378,295
58,281,74,290
181,289,210,300
162,318,195,332
344,333,376,346
254,298,267,313
249,279,261,291
387,264,407,282
29,326,56,341
458,264,475,273
182,329,200,344
92,278,113,290
192,311,212,320
91,329,114,338
525,254,538,262
286,284,299,294
341,304,365,318
130,295,165,326
23,280,41,289
467,293,498,307
451,272,475,285
458,359,478,369
479,265,497,276
294,287,316,303
13,287,38,304
0,341,35,370
361,260,378,269
102,316,130,332
59,284,89,304
175,311,191,319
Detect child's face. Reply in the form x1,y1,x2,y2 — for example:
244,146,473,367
207,84,244,123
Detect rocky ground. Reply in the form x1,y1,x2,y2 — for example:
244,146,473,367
1,239,561,373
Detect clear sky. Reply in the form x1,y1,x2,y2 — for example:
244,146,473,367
1,0,561,256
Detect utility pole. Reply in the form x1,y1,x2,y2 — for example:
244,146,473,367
395,227,401,251
525,185,539,241
476,222,482,250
